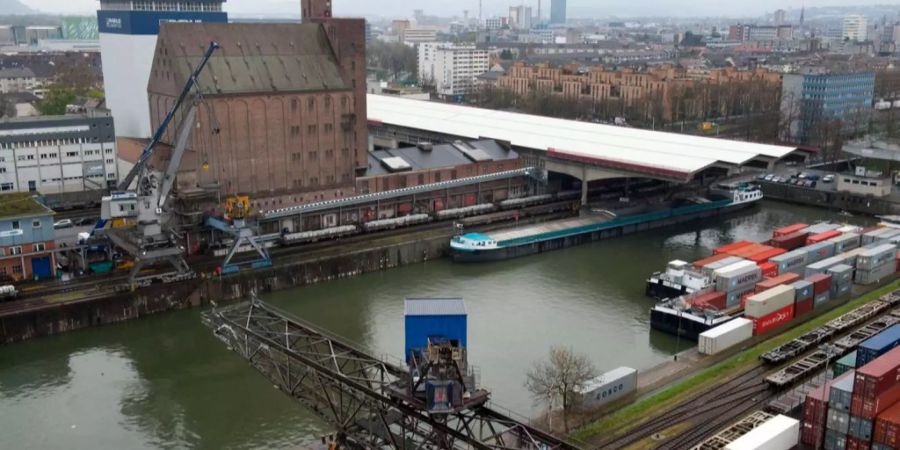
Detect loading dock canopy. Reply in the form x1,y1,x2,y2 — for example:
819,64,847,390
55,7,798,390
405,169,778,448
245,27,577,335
368,94,801,180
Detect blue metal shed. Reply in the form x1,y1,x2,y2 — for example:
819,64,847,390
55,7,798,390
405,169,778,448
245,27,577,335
404,298,467,362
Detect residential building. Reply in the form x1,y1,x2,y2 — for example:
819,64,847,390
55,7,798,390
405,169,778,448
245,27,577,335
418,43,489,98
509,6,532,30
781,70,875,144
728,24,792,41
550,0,566,25
97,0,228,139
774,9,786,25
843,14,868,42
402,26,438,44
147,20,368,211
0,192,56,281
0,111,119,194
484,17,504,30
0,68,36,94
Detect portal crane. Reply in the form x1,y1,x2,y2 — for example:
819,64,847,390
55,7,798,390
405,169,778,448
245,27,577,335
99,42,220,285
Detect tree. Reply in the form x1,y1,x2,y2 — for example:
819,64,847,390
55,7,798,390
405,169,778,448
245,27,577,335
499,49,514,60
525,346,597,433
37,85,76,116
0,94,15,118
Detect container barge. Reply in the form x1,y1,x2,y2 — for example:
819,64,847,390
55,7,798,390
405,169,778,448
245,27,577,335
449,185,762,263
649,221,900,340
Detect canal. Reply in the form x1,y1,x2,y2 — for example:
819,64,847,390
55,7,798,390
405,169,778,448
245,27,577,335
0,201,872,449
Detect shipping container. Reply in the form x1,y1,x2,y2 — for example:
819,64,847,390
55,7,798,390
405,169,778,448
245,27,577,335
854,263,896,286
848,415,873,441
693,253,732,268
756,272,802,293
699,256,746,274
771,231,810,251
831,372,856,413
815,291,832,308
796,297,814,316
828,409,851,434
807,241,838,265
839,225,863,234
873,443,892,450
808,273,834,295
862,228,886,245
775,223,809,238
855,346,900,403
729,243,771,259
846,434,871,450
824,428,847,450
809,230,843,246
857,324,900,368
808,255,858,277
760,261,778,277
771,249,808,274
803,420,829,450
748,247,787,264
852,383,900,421
752,304,794,335
858,244,898,271
805,380,836,449
715,262,763,292
404,298,467,362
835,351,858,377
689,291,728,310
829,233,862,254
792,279,815,301
579,367,637,408
807,223,841,235
831,283,852,299
726,285,757,308
714,240,754,255
745,285,795,318
829,264,855,285
698,318,753,355
725,414,799,450
874,400,900,447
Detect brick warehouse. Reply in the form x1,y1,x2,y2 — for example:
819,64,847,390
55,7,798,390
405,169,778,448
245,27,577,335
146,4,367,211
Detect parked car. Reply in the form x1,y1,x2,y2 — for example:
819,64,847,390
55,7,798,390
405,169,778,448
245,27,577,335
798,172,808,179
810,180,817,188
807,174,820,181
764,174,775,181
75,217,96,226
823,174,835,183
756,174,768,181
53,219,73,229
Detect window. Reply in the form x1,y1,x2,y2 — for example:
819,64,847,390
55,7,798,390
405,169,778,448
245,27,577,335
0,183,13,191
11,264,21,275
307,125,317,134
66,151,78,157
0,248,5,257
106,159,114,164
10,246,21,255
308,151,317,160
34,243,45,252
324,96,331,109
324,123,333,133
308,98,315,112
11,220,19,230
32,219,40,228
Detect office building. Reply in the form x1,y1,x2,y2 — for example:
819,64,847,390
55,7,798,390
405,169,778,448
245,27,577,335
550,0,566,25
509,6,532,30
97,0,228,139
781,70,875,144
843,14,868,42
774,9,786,25
418,43,489,98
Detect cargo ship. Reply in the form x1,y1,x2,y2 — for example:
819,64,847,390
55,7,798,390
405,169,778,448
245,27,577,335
449,184,762,263
649,221,900,340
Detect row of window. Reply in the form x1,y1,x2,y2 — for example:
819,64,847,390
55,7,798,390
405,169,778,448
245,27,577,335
843,178,882,187
0,243,47,256
7,219,43,230
289,173,351,189
289,148,349,161
0,139,110,149
131,1,221,11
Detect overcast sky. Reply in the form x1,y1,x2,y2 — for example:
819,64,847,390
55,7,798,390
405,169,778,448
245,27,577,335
20,0,889,19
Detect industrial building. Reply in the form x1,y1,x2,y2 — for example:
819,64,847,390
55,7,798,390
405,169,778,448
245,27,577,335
781,70,875,144
97,0,228,139
0,192,56,281
0,111,119,195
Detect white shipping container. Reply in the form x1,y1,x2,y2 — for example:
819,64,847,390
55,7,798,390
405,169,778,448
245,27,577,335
725,415,799,450
713,260,757,277
745,285,794,319
698,318,753,355
838,225,862,234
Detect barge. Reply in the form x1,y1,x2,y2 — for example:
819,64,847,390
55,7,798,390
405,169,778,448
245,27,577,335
449,185,762,263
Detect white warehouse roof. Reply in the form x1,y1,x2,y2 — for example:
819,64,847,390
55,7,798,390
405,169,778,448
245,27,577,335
367,94,802,180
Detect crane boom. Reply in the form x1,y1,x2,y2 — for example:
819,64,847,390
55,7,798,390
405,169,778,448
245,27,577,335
118,41,219,191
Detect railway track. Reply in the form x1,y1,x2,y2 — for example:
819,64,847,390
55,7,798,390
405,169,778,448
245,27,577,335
593,366,771,449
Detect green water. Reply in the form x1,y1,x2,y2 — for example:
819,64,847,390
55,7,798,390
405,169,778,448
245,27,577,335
0,202,870,449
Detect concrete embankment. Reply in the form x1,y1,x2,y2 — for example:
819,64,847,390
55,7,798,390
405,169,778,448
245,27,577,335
760,181,900,216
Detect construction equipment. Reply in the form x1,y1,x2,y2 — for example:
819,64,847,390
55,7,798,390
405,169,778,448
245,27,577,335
205,195,272,274
99,41,220,285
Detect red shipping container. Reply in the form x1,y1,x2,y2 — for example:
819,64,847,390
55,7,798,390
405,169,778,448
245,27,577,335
713,240,753,255
756,272,802,293
801,421,827,449
694,253,731,268
847,435,871,450
807,230,842,245
852,382,900,420
770,231,809,250
759,261,778,277
728,243,769,258
749,247,787,263
795,297,814,316
856,346,900,402
752,304,795,335
774,223,809,238
689,291,727,310
806,273,833,295
874,400,900,447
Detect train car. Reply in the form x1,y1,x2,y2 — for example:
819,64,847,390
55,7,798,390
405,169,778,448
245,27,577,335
282,225,358,245
435,204,496,220
499,194,553,210
363,214,432,232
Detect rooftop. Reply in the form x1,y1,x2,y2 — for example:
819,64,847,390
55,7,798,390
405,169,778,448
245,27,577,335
404,298,467,316
368,94,801,180
0,67,35,78
363,139,517,177
0,192,53,218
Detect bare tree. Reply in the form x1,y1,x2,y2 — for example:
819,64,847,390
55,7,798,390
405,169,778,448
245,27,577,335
525,346,597,433
0,94,15,118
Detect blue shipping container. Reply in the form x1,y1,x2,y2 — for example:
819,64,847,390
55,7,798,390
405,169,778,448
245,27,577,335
856,323,900,367
404,298,467,362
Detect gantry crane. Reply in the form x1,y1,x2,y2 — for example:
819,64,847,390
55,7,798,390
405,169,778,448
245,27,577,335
99,42,220,285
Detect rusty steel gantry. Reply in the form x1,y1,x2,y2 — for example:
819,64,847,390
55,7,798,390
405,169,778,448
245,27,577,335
201,299,581,450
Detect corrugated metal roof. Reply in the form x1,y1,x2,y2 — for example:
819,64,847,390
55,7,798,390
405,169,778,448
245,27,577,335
404,298,467,316
153,23,346,96
368,94,800,178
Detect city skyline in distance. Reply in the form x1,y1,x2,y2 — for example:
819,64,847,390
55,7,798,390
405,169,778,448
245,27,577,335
18,0,891,20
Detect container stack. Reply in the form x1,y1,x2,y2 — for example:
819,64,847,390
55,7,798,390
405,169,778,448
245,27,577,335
713,240,754,255
806,222,842,235
774,223,809,238
828,233,862,254
835,351,858,377
873,401,900,449
802,374,846,449
754,272,801,294
745,285,795,335
809,230,843,245
825,372,855,449
714,260,763,308
792,279,815,317
849,346,900,449
687,290,728,310
771,249,809,275
855,244,898,286
856,324,900,368
828,264,854,299
807,273,833,309
862,228,900,245
772,230,812,250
